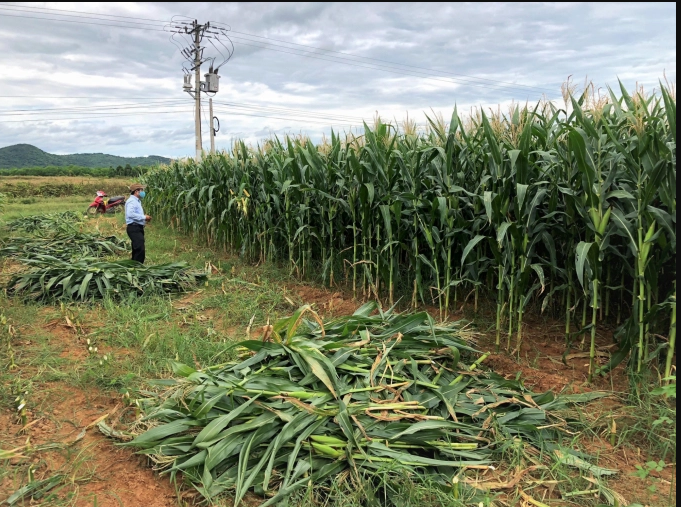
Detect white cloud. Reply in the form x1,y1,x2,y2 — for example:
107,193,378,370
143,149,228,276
0,1,675,158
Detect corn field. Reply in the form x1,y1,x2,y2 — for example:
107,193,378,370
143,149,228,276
145,82,676,383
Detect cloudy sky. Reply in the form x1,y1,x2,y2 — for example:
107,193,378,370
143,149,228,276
0,2,676,158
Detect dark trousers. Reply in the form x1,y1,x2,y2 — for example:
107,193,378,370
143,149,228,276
126,224,145,264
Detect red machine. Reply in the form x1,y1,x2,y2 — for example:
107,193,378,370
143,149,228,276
86,191,126,215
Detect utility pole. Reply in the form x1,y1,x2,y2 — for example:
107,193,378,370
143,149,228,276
193,21,203,161
172,19,226,160
209,97,215,154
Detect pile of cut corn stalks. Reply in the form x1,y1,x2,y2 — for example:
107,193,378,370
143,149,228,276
128,303,612,505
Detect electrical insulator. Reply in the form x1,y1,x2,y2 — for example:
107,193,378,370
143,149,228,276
183,74,192,91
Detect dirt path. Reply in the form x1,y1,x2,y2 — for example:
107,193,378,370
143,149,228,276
0,314,179,506
1,395,178,506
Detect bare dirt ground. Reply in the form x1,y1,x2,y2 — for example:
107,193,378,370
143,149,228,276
0,396,178,507
0,307,178,506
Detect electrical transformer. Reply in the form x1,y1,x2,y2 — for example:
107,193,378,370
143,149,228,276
204,72,219,92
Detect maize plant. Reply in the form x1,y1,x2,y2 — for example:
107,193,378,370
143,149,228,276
144,82,676,383
128,303,607,505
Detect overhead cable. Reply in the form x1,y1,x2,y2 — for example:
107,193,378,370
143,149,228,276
0,6,552,95
0,107,362,126
228,37,539,94
0,12,167,31
1,100,368,124
0,97,370,122
0,2,170,23
0,2,552,94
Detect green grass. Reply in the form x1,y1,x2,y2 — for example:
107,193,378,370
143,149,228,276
1,195,91,220
0,196,297,505
0,197,297,401
0,195,676,507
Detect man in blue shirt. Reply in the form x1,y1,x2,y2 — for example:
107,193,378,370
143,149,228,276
125,183,152,263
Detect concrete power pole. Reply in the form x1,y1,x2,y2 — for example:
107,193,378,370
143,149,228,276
193,23,203,162
173,20,223,159
209,97,215,154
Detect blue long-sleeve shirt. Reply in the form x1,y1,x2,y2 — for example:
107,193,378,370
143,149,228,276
125,195,146,225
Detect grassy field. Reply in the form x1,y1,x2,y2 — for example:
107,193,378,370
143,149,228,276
0,175,132,198
0,195,675,507
0,175,130,186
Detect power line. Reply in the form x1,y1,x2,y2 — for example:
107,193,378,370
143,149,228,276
0,110,361,127
0,96,185,99
0,4,167,27
0,6,552,96
212,101,366,123
0,110,195,122
0,102,364,126
1,97,446,128
0,4,558,134
228,38,538,94
2,110,193,119
0,100,187,114
1,98,370,123
0,2,172,23
226,31,554,94
205,107,361,127
0,2,552,94
1,108,189,117
1,96,433,129
2,109,362,127
0,12,167,31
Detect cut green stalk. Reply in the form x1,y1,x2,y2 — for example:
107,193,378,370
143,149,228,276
496,263,503,352
581,294,588,349
507,251,515,351
665,286,676,383
565,267,572,346
637,222,656,372
588,279,598,383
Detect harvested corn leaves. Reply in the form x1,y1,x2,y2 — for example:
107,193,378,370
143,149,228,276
7,255,207,300
0,232,127,261
4,211,82,233
128,303,606,505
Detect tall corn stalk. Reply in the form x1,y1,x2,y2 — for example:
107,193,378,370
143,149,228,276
143,82,676,386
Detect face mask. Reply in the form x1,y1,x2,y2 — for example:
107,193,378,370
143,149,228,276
139,191,146,199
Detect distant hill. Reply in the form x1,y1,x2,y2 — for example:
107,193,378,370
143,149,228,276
0,144,171,169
